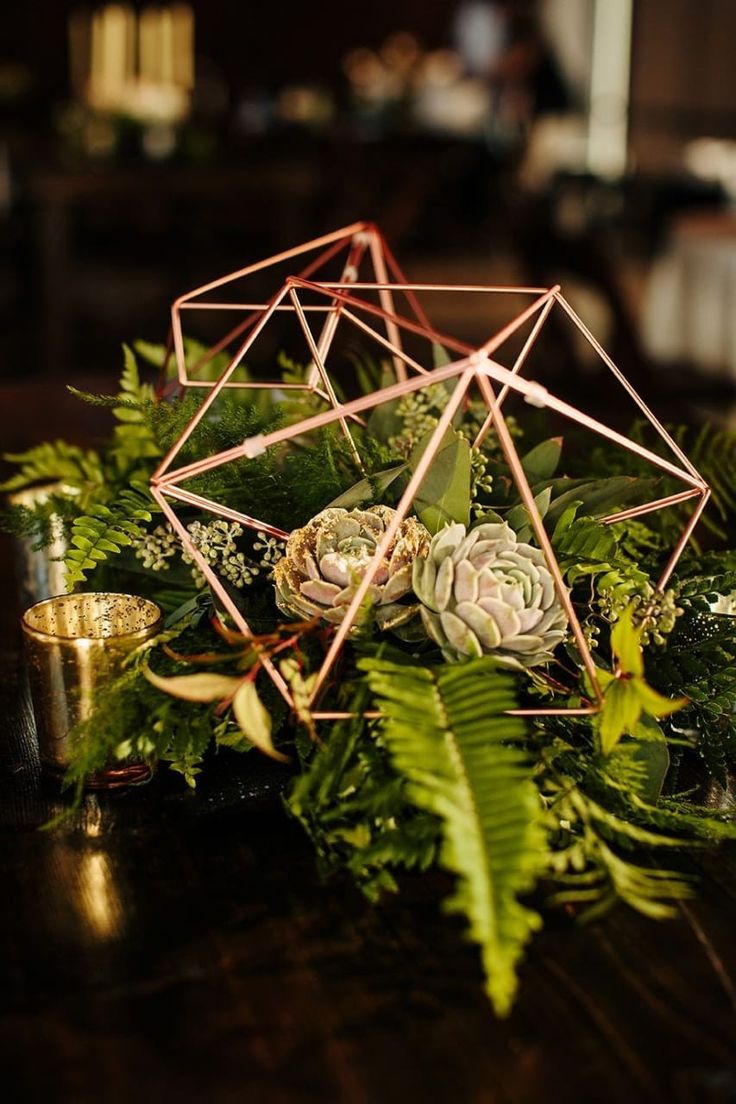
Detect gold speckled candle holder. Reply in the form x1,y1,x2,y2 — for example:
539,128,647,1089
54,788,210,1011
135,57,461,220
21,592,162,789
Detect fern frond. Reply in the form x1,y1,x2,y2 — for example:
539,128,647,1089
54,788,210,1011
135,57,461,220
553,514,651,607
649,609,736,782
65,487,154,586
360,654,545,1016
1,440,104,492
109,345,161,473
690,425,736,536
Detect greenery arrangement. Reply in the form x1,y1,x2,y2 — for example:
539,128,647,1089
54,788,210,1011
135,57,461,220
4,343,736,1017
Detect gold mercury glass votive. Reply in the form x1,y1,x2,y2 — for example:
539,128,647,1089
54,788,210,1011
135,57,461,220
21,592,162,789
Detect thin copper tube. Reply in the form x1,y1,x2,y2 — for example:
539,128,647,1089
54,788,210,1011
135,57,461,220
175,222,369,306
170,233,356,387
288,287,364,471
156,355,475,487
474,371,604,711
158,276,701,496
157,485,290,541
475,360,703,489
510,706,600,717
656,489,711,591
179,302,351,311
159,337,699,492
154,285,291,482
476,294,557,448
368,228,407,381
299,278,559,368
149,483,295,708
554,292,705,483
601,488,702,526
179,379,310,390
173,224,430,389
315,282,551,294
304,232,371,390
474,294,557,448
185,237,353,383
287,277,475,359
307,368,477,706
339,306,431,376
377,227,435,331
312,711,382,721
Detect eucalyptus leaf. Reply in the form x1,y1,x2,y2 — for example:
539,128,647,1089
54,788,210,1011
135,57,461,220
545,477,657,525
232,680,290,762
630,717,670,804
366,365,405,441
409,426,471,534
520,437,562,481
143,668,241,702
327,462,408,509
506,487,552,542
432,342,453,368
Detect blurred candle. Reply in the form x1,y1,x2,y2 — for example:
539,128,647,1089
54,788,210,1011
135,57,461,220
103,5,128,101
160,7,174,86
89,9,104,105
139,7,161,84
124,3,135,87
172,3,194,90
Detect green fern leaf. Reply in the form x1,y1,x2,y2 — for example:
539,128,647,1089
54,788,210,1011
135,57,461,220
360,654,545,1016
0,440,104,492
109,346,160,473
64,488,153,585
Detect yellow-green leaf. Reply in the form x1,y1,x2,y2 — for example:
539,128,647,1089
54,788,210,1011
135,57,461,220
599,678,642,755
232,680,289,762
143,668,240,702
635,681,688,719
610,605,644,676
593,666,615,691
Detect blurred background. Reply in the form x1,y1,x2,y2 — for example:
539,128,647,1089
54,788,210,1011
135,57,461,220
2,0,736,431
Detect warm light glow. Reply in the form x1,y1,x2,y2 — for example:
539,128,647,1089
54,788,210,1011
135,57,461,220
587,0,633,177
71,3,195,124
78,852,122,939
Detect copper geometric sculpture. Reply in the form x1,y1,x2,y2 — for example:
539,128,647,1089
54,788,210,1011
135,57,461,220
150,226,710,724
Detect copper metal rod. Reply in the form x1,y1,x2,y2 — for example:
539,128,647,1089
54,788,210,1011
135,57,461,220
656,489,711,591
157,484,290,541
368,227,408,381
601,488,702,526
154,285,291,481
554,292,705,483
305,232,370,390
288,287,365,471
475,371,604,709
307,368,476,706
149,483,295,707
184,237,352,383
175,222,370,306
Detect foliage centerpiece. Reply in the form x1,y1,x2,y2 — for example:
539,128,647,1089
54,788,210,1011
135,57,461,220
4,231,736,1017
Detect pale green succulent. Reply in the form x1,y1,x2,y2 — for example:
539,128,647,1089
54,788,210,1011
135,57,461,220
273,506,430,630
412,521,568,666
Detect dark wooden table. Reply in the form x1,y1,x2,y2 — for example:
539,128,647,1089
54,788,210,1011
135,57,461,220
2,384,736,1103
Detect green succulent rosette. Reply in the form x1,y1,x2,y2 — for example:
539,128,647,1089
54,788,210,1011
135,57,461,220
413,520,568,666
273,506,431,630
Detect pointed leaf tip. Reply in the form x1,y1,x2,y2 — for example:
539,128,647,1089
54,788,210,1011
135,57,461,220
143,668,242,702
232,680,290,762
